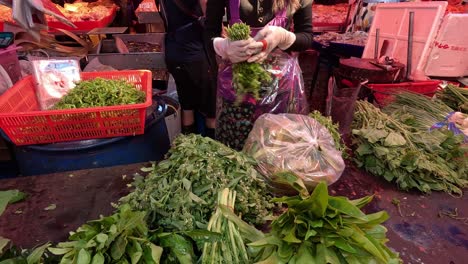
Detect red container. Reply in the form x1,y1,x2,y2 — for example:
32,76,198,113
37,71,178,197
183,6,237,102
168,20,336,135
367,81,442,107
0,70,152,146
47,6,117,32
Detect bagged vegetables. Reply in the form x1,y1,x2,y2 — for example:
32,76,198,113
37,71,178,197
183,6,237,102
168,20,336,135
243,113,345,195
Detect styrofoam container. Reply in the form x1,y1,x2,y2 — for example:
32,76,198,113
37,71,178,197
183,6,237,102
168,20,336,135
425,14,468,77
362,2,447,80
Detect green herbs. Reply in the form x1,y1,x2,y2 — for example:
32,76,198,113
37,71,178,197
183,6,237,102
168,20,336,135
121,134,275,232
49,204,162,264
201,189,250,264
309,110,347,156
225,23,251,41
249,181,401,264
352,101,468,195
226,23,272,101
53,78,146,109
437,84,468,113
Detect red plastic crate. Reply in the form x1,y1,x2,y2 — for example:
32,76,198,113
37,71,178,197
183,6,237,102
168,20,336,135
47,6,117,32
0,70,152,146
367,81,442,107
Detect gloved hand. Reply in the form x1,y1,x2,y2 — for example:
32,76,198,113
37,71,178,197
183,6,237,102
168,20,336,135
247,26,296,63
213,37,256,63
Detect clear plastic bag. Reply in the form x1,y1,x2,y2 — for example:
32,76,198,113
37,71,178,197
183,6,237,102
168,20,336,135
216,50,309,150
243,113,345,195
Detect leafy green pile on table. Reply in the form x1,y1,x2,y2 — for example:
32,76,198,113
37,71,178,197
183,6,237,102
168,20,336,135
226,23,272,101
436,84,468,113
49,204,162,264
53,78,146,109
352,101,468,195
121,134,275,231
215,181,400,263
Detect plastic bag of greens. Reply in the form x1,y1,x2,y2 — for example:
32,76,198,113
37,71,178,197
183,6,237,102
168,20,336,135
243,113,345,195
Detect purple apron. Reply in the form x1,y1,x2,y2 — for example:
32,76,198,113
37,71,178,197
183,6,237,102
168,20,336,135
216,0,309,150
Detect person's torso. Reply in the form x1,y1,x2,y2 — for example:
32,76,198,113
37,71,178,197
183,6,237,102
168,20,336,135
163,0,205,62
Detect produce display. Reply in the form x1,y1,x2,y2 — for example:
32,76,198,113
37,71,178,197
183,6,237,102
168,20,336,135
226,23,272,101
314,31,368,46
352,100,468,195
309,110,347,155
48,0,116,23
244,113,345,195
53,78,146,109
121,134,275,231
313,4,350,24
124,41,162,53
437,84,468,114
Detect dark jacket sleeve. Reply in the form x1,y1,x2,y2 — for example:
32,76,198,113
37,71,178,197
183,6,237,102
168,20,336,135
287,1,313,51
204,0,226,59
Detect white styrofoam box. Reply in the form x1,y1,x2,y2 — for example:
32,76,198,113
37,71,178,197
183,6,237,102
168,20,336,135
425,14,468,77
362,2,447,80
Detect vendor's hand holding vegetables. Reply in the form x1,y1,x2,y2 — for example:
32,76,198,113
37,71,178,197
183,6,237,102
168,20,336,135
213,37,257,63
247,25,297,63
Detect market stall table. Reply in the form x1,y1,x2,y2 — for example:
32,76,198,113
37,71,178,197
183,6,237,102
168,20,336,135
0,161,466,263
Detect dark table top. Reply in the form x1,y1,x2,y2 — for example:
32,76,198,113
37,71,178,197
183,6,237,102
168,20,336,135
0,161,466,264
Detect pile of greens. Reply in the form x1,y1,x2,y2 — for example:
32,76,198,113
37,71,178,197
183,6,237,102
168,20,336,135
49,204,162,264
121,134,275,232
436,84,468,113
352,100,468,195
216,181,400,263
53,78,146,109
226,23,272,101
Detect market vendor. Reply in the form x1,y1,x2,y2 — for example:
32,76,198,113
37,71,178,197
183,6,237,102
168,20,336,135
205,0,313,150
159,0,217,138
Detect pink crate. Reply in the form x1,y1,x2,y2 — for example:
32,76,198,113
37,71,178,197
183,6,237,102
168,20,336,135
0,45,21,84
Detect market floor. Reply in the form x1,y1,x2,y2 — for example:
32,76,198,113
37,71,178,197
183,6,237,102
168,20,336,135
0,161,466,264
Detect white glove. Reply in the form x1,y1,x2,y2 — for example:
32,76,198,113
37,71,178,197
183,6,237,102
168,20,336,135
213,37,256,63
247,26,296,63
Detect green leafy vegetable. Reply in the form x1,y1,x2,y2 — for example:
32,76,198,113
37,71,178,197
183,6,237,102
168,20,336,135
352,100,468,195
226,23,272,101
49,204,162,264
201,188,250,264
53,78,146,109
0,190,26,216
121,134,275,232
309,110,347,156
436,84,468,113
249,181,401,264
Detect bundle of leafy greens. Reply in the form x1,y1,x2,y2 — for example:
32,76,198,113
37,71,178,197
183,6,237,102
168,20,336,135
54,78,146,109
121,134,275,232
226,23,272,101
201,188,250,264
215,180,401,264
352,100,467,195
384,92,467,140
48,204,162,264
309,110,347,156
436,84,468,113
